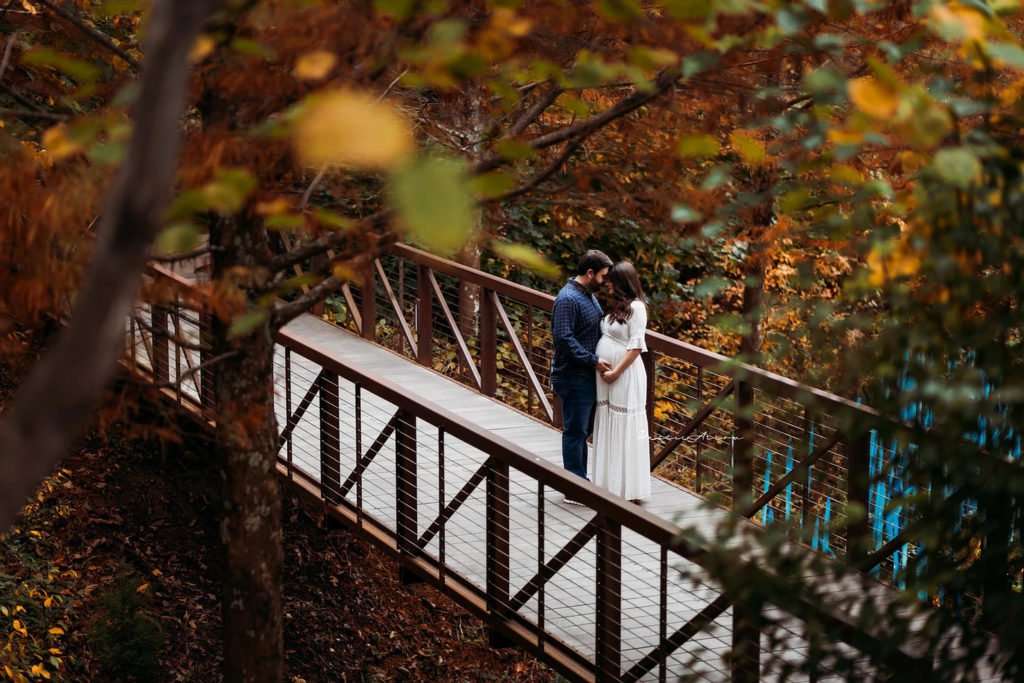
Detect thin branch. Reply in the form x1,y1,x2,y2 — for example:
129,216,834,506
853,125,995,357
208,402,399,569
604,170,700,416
0,32,17,84
267,210,391,274
149,350,237,390
485,137,583,204
473,67,681,175
131,313,212,352
0,0,221,531
506,82,563,138
150,245,220,262
0,107,67,121
35,0,140,70
271,235,395,327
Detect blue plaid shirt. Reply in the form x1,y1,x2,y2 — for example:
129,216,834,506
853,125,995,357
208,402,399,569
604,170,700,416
550,279,603,382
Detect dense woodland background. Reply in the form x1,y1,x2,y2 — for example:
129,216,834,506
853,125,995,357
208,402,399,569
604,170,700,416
2,0,1024,680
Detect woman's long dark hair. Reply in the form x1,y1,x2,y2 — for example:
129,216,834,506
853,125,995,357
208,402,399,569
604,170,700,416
605,261,646,324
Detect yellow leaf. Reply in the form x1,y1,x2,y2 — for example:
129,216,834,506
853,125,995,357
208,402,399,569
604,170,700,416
30,664,50,680
848,76,902,119
13,619,27,636
492,8,532,37
293,51,337,81
136,582,150,594
293,89,414,170
43,597,53,608
729,130,766,165
929,4,987,43
48,648,61,656
827,128,864,145
42,124,81,161
189,35,215,64
48,626,64,636
255,197,291,215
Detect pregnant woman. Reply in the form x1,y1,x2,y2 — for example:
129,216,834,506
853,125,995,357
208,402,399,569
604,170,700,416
593,261,652,503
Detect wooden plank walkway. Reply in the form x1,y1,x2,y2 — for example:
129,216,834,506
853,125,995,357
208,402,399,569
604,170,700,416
273,314,830,682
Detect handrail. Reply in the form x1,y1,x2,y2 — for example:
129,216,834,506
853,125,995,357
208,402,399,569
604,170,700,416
128,261,942,681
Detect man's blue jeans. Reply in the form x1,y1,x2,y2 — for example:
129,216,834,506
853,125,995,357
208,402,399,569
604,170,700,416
552,372,596,480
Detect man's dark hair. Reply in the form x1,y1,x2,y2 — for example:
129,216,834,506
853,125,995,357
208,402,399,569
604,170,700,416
576,249,613,276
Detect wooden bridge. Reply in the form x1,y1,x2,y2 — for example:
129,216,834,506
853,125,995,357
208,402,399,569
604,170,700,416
122,244,977,682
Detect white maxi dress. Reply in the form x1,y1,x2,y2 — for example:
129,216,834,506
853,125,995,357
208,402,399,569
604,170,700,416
592,299,652,500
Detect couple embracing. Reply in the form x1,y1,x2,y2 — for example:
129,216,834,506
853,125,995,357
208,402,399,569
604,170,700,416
550,249,651,505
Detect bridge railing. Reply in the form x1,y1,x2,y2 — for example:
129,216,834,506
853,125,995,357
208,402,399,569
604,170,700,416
334,243,910,575
126,262,929,683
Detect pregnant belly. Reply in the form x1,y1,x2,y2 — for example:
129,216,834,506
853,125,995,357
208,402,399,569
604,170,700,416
596,336,627,364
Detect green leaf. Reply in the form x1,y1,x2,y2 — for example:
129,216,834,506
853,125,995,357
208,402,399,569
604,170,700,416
230,38,276,61
374,0,417,19
390,155,475,257
491,240,562,279
493,138,536,161
228,310,269,340
933,147,981,188
154,223,200,256
986,41,1024,69
22,48,101,83
677,134,720,158
671,205,703,223
313,209,354,231
469,171,516,199
694,276,731,298
663,0,712,21
203,168,257,215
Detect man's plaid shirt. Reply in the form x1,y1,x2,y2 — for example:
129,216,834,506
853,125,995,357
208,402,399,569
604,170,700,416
550,279,603,383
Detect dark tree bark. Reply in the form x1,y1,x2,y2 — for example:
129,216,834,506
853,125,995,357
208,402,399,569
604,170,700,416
210,218,285,683
0,0,220,531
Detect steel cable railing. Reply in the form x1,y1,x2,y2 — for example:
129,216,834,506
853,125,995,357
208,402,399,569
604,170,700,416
126,261,949,682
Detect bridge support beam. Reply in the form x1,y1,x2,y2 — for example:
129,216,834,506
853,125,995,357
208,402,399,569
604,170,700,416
485,457,512,647
480,288,497,396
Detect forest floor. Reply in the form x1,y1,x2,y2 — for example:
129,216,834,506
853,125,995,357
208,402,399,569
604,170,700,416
0,358,554,682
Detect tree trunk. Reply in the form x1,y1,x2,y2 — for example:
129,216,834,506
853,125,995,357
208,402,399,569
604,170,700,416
211,219,285,683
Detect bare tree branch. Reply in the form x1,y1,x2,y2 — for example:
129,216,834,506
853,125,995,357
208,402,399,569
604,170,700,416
150,350,237,390
271,235,396,328
0,32,17,84
473,67,681,175
0,0,221,531
506,81,563,138
131,314,212,352
485,137,583,204
0,107,67,121
35,0,140,70
267,210,392,274
150,245,221,262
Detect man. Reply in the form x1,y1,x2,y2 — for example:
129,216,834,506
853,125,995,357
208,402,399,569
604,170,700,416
551,249,613,502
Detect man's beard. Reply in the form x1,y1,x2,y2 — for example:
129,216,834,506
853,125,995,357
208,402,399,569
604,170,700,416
585,279,603,293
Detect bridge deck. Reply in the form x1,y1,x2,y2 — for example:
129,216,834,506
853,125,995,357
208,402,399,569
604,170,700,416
273,314,842,682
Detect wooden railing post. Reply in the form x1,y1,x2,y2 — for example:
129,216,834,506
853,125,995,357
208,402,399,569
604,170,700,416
319,371,341,505
480,289,497,396
361,264,376,341
151,305,170,383
732,376,760,681
643,352,656,462
596,515,622,682
846,427,873,563
395,409,419,584
416,265,433,366
485,457,511,647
